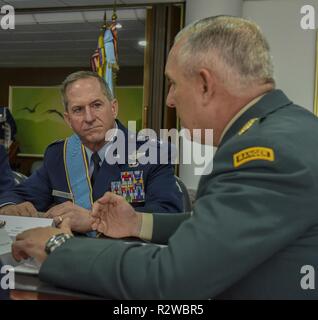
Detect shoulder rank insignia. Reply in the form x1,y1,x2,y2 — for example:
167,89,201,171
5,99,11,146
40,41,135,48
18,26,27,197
238,118,259,135
233,147,275,168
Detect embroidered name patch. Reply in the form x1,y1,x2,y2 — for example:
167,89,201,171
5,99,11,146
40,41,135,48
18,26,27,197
233,147,275,168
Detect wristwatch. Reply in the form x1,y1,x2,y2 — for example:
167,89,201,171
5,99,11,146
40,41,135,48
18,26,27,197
45,233,73,255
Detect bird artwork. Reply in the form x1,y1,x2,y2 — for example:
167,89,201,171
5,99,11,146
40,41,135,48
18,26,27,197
19,102,41,113
44,109,64,119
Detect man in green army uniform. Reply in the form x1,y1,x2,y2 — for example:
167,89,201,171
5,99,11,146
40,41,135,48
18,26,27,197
12,16,318,299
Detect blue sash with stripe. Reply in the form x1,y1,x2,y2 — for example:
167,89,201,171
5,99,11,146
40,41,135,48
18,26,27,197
64,135,96,237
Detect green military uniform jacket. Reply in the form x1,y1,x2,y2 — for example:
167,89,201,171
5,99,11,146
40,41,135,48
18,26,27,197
40,90,318,299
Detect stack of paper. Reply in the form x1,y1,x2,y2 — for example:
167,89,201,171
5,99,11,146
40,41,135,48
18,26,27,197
0,215,54,274
0,214,54,238
0,228,11,257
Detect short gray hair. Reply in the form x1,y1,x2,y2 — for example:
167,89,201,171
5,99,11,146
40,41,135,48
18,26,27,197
175,16,275,92
61,71,114,110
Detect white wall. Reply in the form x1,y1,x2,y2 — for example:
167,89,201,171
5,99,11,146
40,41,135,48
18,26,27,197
243,0,318,112
186,0,242,24
180,0,243,190
181,0,318,190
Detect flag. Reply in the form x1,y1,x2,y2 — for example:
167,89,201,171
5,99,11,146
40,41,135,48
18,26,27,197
91,13,119,96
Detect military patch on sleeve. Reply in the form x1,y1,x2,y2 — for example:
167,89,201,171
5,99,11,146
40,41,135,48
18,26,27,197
233,147,275,168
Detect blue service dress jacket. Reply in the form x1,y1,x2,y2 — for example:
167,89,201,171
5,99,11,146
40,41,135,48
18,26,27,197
0,145,14,195
0,121,183,214
39,90,318,299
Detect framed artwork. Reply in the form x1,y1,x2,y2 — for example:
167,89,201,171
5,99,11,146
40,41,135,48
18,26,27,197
9,86,143,156
9,86,70,157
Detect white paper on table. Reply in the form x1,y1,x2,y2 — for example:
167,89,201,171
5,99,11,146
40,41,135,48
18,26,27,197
0,214,54,238
0,228,12,256
0,215,53,275
14,259,41,275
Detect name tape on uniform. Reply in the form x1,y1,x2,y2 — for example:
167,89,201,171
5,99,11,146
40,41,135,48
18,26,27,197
52,190,73,200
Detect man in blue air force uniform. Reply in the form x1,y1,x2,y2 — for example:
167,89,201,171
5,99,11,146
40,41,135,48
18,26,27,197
0,145,14,194
0,71,182,233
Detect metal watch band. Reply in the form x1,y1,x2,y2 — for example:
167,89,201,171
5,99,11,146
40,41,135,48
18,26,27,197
45,233,73,255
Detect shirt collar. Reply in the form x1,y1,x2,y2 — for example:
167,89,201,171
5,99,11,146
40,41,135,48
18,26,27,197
84,121,118,164
218,94,265,145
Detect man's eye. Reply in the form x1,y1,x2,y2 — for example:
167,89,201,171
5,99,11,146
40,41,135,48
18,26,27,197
94,103,102,108
73,107,83,114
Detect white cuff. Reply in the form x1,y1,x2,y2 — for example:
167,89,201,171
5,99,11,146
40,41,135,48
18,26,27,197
0,202,16,208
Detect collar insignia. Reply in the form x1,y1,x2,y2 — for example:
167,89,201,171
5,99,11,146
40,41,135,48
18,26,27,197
238,118,259,135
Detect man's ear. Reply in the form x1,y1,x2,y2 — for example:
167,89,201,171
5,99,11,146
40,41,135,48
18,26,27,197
111,99,119,118
198,68,215,106
63,111,72,128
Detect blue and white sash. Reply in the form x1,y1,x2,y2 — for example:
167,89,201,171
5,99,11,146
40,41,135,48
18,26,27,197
64,135,97,237
64,134,93,210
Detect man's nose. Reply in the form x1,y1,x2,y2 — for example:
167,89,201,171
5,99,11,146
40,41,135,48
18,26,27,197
84,106,95,122
166,89,175,109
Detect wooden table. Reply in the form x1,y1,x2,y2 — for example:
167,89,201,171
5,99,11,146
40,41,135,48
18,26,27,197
11,273,102,300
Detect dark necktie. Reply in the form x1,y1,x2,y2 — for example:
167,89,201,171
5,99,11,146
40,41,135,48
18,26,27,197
91,152,101,187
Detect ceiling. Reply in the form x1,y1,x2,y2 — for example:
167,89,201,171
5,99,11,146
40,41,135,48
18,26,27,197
0,0,182,68
0,0,263,68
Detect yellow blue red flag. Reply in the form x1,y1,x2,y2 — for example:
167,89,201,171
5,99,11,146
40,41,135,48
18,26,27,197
91,12,119,95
